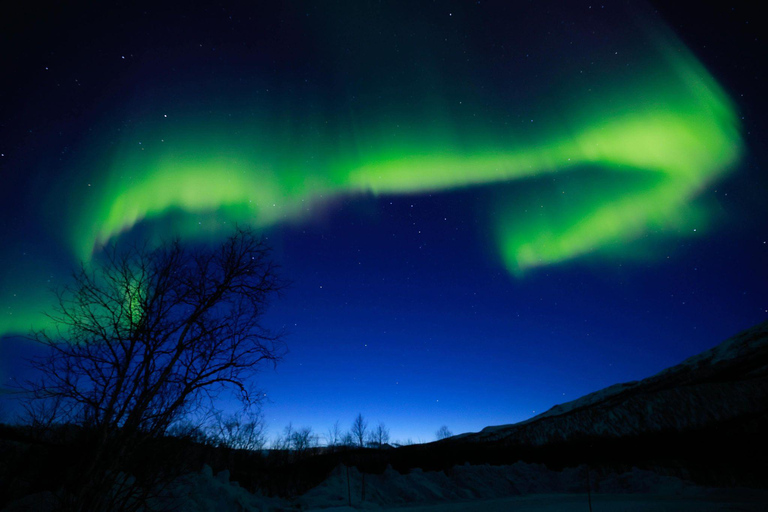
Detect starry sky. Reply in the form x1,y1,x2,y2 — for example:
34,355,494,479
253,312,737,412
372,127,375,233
0,1,766,443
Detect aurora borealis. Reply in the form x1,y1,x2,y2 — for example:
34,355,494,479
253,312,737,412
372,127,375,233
1,1,766,441
72,23,741,273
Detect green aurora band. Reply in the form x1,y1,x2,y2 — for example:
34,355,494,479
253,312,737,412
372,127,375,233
0,11,743,338
75,41,740,268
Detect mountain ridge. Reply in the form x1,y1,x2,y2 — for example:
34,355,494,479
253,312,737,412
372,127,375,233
454,320,768,446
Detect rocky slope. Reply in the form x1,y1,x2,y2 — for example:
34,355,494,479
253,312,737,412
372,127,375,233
455,320,768,447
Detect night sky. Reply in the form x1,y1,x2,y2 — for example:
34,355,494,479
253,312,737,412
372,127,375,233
1,1,766,443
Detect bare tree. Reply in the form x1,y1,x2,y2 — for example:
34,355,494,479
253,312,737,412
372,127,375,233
213,410,268,452
326,420,342,449
368,421,390,448
435,425,453,440
340,431,356,448
289,426,316,456
271,422,291,451
351,413,368,448
23,228,285,511
273,423,316,460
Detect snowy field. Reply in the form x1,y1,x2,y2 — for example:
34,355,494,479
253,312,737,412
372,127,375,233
6,462,767,511
149,462,768,512
314,492,768,512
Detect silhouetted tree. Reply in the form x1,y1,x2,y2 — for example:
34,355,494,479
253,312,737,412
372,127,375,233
273,423,316,460
436,425,453,440
340,432,356,448
351,413,368,448
326,420,342,450
213,410,268,452
24,228,285,512
368,421,390,448
289,426,316,456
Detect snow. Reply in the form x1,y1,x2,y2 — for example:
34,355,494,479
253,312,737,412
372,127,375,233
353,492,768,512
454,320,768,446
497,321,768,432
295,463,767,511
150,462,766,511
655,320,768,372
148,464,289,512
5,462,766,511
295,463,696,509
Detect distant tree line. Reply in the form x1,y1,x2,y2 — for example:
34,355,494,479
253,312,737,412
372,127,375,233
167,411,452,454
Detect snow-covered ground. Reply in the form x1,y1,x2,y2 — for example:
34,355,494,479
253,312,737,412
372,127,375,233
315,492,768,512
155,462,767,512
296,463,683,509
6,461,766,511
